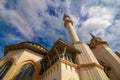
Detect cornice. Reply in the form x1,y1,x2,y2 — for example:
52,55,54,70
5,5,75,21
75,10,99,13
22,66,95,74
4,43,48,56
79,63,104,70
90,41,108,49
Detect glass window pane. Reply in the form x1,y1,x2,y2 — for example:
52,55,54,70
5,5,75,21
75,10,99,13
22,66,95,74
0,61,12,79
14,63,34,80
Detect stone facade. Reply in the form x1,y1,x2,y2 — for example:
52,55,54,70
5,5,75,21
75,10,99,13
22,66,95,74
0,14,120,80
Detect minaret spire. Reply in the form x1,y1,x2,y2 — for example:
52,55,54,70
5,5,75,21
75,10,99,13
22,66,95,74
90,33,95,38
63,14,80,43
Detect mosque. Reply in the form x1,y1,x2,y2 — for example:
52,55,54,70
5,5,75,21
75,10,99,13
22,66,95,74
0,14,120,80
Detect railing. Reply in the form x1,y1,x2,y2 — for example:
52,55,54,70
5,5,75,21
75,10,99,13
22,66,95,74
41,53,75,74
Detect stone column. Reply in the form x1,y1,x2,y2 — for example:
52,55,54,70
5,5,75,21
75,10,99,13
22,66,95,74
63,14,110,80
63,14,79,43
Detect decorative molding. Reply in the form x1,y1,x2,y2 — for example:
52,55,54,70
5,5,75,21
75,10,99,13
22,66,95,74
11,60,40,80
64,19,73,28
79,63,104,70
19,60,40,72
60,59,78,68
72,41,83,44
90,41,108,49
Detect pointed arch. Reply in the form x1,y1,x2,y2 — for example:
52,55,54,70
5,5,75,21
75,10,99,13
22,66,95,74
14,63,34,80
13,60,40,80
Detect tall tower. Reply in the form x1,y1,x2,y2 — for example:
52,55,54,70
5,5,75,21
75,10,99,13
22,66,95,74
63,14,110,80
89,34,120,80
63,14,79,43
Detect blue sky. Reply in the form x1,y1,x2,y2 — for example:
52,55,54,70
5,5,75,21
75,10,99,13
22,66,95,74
0,0,120,58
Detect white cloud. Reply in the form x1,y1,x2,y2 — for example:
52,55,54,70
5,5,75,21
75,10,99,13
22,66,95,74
74,0,120,52
105,19,120,42
0,0,71,46
0,0,120,52
0,3,3,9
3,34,24,44
76,6,114,42
0,9,34,39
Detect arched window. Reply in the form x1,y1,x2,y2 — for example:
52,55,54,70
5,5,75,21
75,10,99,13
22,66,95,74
14,63,34,80
0,61,12,78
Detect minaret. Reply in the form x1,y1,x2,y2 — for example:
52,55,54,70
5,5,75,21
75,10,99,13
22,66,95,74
63,14,79,43
89,34,120,80
63,14,110,80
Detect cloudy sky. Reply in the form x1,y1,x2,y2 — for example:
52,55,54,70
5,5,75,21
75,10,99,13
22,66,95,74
0,0,120,58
